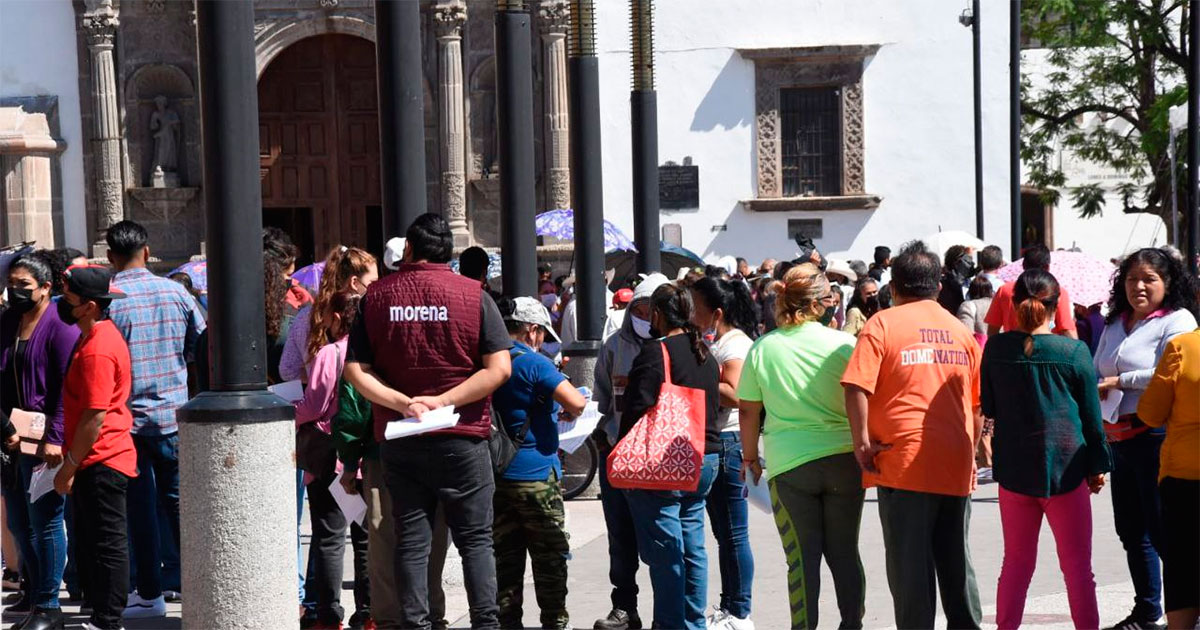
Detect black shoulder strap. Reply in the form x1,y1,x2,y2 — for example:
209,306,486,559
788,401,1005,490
505,347,536,446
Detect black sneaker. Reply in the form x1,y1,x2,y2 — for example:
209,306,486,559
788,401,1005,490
1,570,19,592
594,608,642,630
3,594,31,615
12,608,63,630
1103,615,1167,630
346,610,372,630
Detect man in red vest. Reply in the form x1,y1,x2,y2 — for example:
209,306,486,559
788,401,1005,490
345,213,512,629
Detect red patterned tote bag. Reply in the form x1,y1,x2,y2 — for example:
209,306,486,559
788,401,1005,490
606,341,706,491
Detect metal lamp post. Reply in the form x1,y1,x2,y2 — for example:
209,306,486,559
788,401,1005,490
961,1,984,240
376,0,429,237
180,2,296,628
631,0,660,273
1010,0,1023,257
497,0,538,297
1189,0,1200,273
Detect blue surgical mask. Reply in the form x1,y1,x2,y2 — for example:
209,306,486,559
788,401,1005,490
631,316,652,339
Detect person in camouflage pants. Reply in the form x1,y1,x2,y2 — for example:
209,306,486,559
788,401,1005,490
493,472,571,629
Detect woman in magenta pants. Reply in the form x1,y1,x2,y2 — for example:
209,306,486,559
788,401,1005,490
980,270,1114,630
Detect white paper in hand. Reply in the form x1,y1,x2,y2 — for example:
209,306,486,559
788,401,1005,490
742,467,772,514
384,405,460,440
330,470,367,526
1099,388,1124,424
269,380,305,403
558,401,602,454
29,462,62,501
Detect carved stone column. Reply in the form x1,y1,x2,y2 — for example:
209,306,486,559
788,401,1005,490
538,0,571,210
434,0,470,247
82,0,124,251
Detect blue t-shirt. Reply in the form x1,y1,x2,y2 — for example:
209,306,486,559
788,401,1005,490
492,342,566,481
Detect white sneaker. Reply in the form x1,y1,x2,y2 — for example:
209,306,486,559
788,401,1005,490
82,623,126,630
123,592,167,618
707,608,755,630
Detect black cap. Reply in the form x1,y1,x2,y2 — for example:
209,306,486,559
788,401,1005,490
63,265,126,301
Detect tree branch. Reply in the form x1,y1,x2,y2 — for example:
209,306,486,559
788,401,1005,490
1021,102,1143,130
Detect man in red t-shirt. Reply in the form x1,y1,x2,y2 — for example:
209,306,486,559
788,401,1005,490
51,265,137,630
985,244,1079,339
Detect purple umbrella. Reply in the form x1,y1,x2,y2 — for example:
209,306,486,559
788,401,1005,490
169,260,208,292
291,261,325,293
535,209,637,252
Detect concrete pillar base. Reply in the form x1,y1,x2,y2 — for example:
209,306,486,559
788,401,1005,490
563,340,601,500
179,392,296,630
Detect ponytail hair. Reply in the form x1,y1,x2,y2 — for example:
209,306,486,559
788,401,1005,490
774,264,829,328
307,246,377,364
649,283,709,364
1012,269,1060,333
691,277,759,339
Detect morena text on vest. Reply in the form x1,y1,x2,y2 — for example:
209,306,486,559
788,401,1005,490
389,304,451,323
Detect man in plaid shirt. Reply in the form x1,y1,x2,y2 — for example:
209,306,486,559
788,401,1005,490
105,220,205,619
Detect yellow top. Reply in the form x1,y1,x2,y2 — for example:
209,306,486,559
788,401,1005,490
1138,328,1200,481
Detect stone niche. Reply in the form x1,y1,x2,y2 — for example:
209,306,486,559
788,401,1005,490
0,96,66,248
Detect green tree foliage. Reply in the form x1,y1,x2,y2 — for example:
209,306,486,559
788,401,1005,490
1021,0,1189,236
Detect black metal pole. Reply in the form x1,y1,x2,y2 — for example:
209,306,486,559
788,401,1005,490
496,1,538,297
631,0,660,273
193,0,272,393
375,0,427,237
180,7,294,620
568,0,604,343
972,0,985,240
1010,0,1023,257
1189,0,1200,273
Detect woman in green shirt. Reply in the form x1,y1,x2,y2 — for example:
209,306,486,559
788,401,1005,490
737,265,863,630
981,269,1112,630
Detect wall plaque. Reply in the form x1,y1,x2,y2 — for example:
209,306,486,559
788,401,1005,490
659,164,699,210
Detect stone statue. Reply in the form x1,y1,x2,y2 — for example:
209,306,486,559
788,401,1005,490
150,95,180,187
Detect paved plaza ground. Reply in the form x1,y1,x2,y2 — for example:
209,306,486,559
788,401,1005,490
5,482,1141,629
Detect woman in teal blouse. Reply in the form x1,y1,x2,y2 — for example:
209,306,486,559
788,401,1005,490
981,269,1113,630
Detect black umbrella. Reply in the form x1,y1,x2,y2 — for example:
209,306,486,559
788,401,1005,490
605,243,705,290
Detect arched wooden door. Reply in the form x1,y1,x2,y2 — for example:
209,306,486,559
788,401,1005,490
258,34,382,265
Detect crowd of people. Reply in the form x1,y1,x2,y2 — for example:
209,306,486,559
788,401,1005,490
1,213,1198,630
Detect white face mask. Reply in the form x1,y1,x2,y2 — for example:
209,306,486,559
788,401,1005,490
631,315,652,339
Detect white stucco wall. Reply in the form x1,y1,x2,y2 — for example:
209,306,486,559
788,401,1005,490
592,0,1159,265
0,0,87,250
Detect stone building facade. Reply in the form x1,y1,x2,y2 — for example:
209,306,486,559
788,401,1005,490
67,0,571,264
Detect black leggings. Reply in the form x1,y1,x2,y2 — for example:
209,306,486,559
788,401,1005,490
1161,476,1199,612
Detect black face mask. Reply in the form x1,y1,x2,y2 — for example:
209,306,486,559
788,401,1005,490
7,288,36,314
864,295,880,312
817,305,836,326
56,298,81,326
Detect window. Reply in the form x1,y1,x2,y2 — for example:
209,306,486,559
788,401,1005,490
787,218,823,241
780,87,842,197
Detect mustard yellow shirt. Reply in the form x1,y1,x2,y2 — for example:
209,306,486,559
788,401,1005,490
1138,328,1200,481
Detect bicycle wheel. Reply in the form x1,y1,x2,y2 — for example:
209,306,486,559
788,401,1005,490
559,437,599,500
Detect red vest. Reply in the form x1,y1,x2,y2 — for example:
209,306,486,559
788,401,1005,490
363,262,489,440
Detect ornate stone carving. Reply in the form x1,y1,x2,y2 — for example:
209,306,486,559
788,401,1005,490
548,168,570,211
83,0,126,246
536,0,570,33
150,96,181,187
82,0,120,46
841,82,865,195
319,0,340,7
144,0,166,15
743,45,878,203
433,1,467,39
436,0,469,244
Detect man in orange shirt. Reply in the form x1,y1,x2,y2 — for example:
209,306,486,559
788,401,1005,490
51,265,137,630
841,241,983,630
985,244,1079,339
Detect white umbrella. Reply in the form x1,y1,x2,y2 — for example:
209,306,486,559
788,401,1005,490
921,230,988,259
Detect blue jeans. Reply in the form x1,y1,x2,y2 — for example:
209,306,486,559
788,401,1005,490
126,433,181,601
598,445,641,614
625,453,719,630
4,453,67,609
705,432,754,618
1111,431,1166,622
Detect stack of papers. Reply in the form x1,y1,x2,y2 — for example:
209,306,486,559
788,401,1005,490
329,470,367,526
384,405,460,440
1099,388,1124,424
269,380,305,403
29,463,61,502
558,401,602,454
742,467,772,514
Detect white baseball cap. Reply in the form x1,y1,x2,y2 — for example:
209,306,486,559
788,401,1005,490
505,296,561,342
384,237,406,270
632,272,671,303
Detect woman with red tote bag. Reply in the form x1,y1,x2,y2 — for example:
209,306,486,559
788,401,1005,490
611,283,720,630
